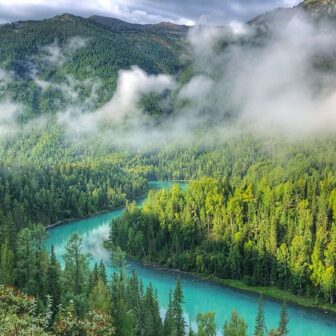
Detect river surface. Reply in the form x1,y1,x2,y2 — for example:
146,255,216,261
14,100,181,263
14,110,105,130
46,181,336,335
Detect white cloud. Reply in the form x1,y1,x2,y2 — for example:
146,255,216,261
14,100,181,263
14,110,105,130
0,69,13,89
37,37,88,67
0,101,22,138
98,66,175,122
0,0,304,26
182,11,336,138
0,0,195,25
58,66,176,138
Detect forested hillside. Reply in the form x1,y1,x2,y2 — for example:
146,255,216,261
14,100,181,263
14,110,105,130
1,0,336,335
0,13,188,119
111,139,336,306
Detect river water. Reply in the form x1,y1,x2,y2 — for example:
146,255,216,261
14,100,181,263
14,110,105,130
46,181,336,335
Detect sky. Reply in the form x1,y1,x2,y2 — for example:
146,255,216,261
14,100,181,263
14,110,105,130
0,0,302,26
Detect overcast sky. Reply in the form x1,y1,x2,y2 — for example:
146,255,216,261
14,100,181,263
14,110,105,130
0,0,302,25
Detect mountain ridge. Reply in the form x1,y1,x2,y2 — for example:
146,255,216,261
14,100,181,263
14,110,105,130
88,15,189,37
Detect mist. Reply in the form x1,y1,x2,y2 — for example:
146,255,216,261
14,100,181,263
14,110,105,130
64,9,336,148
184,11,336,138
2,7,336,149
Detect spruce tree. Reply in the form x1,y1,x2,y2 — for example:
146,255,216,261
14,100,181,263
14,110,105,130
164,291,174,336
0,241,14,285
173,278,186,336
99,260,107,284
47,245,61,318
254,296,266,336
63,233,89,318
278,302,289,336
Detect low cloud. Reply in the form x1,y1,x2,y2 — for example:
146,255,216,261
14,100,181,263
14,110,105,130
178,10,336,138
29,10,336,146
3,7,336,149
37,36,88,67
0,0,301,26
0,101,22,138
57,66,176,140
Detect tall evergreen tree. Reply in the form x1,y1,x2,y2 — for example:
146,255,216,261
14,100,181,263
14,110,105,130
254,296,266,336
278,303,289,336
0,241,14,285
164,291,174,336
173,278,186,336
99,260,107,284
62,233,89,318
47,245,62,318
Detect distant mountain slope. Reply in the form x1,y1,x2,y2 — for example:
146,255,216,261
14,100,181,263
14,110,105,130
250,0,336,29
0,13,189,119
88,15,189,37
1,1,336,121
300,0,336,13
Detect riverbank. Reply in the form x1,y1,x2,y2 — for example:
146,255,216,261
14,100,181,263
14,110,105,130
45,203,129,229
46,180,189,230
126,257,336,317
195,273,336,317
45,190,149,229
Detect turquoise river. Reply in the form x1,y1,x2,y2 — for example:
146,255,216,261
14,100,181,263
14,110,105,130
46,181,336,336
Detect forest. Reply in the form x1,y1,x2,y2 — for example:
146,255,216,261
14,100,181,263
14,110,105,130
110,139,336,306
1,0,336,335
0,226,289,336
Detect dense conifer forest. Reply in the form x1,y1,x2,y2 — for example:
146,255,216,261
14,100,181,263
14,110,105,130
1,0,336,335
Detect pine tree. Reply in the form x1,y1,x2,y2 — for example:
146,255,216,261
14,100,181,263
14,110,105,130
164,291,174,336
47,245,61,318
99,260,107,284
278,302,289,336
0,241,14,285
128,272,144,336
254,296,266,336
188,325,196,336
62,233,89,318
173,278,186,336
88,278,111,314
143,284,163,336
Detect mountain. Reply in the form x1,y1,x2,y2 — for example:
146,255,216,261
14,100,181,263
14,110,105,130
1,0,336,121
300,0,336,13
88,15,189,37
0,13,189,119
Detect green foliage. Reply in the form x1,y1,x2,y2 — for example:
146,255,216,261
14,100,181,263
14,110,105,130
0,286,52,336
268,302,289,336
62,233,89,318
111,139,336,305
111,246,127,271
173,278,186,336
0,145,149,226
254,296,266,336
0,14,187,119
15,224,49,300
47,245,62,319
223,311,248,336
54,301,115,336
196,312,216,336
0,240,14,285
88,278,111,314
278,303,289,336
